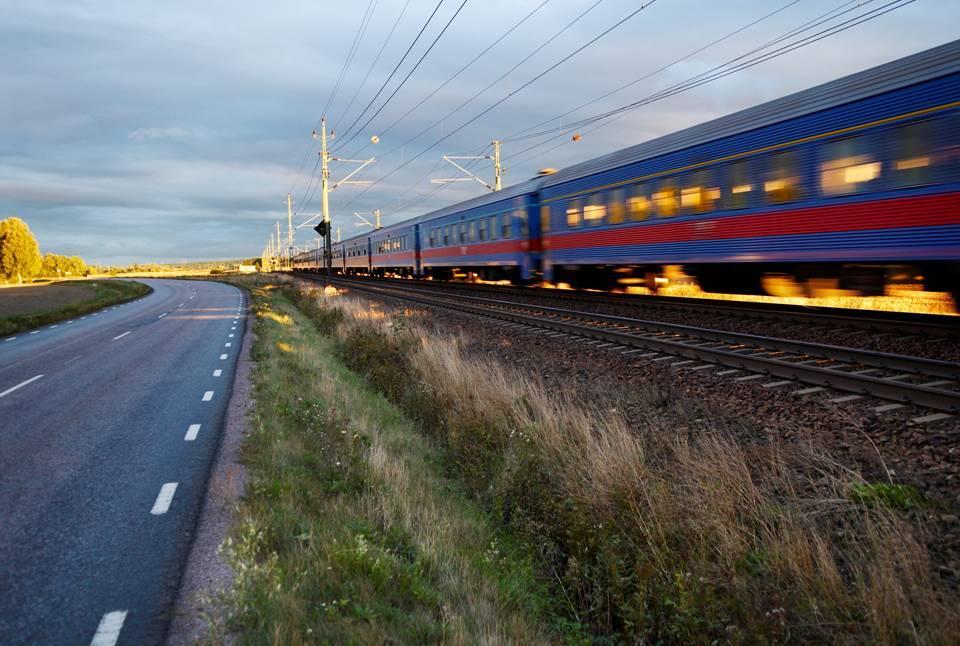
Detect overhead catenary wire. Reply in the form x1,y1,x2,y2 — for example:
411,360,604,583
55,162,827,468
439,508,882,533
342,0,555,162
286,0,377,200
334,0,660,216
333,0,448,146
333,0,471,153
507,0,909,144
511,0,913,169
504,0,871,163
339,0,607,162
326,0,381,126
333,0,413,134
503,0,807,144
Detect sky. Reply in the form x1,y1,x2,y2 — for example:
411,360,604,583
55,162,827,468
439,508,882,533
1,0,956,264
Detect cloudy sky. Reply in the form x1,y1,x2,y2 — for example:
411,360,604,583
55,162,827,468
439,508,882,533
1,0,956,264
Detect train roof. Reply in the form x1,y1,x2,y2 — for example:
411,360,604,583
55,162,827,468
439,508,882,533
417,175,545,223
541,39,960,189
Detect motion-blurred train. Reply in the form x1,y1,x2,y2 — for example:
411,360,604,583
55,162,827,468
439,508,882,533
294,40,960,303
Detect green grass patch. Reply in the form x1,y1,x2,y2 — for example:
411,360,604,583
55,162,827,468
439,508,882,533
0,280,152,335
850,482,928,511
222,279,559,643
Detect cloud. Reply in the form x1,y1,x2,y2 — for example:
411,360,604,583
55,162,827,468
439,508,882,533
127,127,203,143
0,0,956,263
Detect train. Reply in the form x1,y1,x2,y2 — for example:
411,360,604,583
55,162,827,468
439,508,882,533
294,40,960,303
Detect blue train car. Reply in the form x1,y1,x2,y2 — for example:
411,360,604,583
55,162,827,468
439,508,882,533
418,177,545,282
538,40,960,297
370,220,419,277
343,234,371,275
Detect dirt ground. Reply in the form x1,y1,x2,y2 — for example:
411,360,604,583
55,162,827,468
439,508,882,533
0,282,97,317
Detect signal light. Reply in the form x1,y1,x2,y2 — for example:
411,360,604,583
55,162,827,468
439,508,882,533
314,222,329,237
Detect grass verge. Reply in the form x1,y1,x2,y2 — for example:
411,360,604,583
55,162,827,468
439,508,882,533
277,275,959,645
0,280,152,335
221,276,560,643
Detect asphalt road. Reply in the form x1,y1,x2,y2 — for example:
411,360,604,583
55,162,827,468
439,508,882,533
0,278,246,645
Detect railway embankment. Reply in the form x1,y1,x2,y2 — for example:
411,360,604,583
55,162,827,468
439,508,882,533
232,273,957,643
214,274,557,643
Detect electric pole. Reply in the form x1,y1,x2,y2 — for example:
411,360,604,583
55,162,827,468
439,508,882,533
287,194,295,261
492,140,502,191
320,118,332,278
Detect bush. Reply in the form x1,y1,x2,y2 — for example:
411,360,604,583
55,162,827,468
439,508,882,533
288,281,960,644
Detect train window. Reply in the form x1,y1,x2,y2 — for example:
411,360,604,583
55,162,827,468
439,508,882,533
478,217,487,241
459,221,467,243
566,199,582,228
489,215,498,240
728,160,753,209
892,120,934,188
443,225,450,245
502,213,512,238
607,189,625,224
583,195,606,226
820,136,880,196
764,150,802,203
653,182,679,217
540,204,551,234
627,185,649,221
680,171,720,213
469,220,477,242
516,209,529,237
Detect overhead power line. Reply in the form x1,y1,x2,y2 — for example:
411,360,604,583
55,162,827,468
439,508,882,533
334,0,413,132
335,0,660,216
507,0,910,145
333,0,471,153
333,0,449,146
510,0,913,168
342,0,554,161
341,0,605,162
287,0,377,200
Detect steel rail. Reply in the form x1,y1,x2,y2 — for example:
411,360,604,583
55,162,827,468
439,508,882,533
315,275,960,412
301,273,959,338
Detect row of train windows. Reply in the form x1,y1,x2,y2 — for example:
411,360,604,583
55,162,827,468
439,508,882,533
426,211,529,247
563,117,959,228
375,236,409,254
346,247,368,257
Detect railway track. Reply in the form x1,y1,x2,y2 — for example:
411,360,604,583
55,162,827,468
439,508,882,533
307,274,960,416
295,273,959,338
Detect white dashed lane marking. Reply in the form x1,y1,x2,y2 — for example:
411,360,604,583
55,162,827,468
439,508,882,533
112,331,131,341
185,424,201,441
228,334,234,338
225,342,231,347
90,610,127,646
150,483,178,515
29,330,39,335
5,337,16,342
202,390,214,401
219,354,228,360
213,369,222,377
158,313,167,319
0,374,44,399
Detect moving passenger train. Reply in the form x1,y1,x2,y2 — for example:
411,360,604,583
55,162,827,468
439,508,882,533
294,40,960,303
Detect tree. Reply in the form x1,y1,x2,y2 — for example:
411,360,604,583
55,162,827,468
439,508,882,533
0,217,42,283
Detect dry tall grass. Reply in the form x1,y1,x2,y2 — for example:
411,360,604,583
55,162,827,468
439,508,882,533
292,281,959,643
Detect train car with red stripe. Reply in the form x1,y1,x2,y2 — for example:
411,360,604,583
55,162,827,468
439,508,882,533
538,39,960,299
344,236,371,275
370,220,419,277
417,178,545,283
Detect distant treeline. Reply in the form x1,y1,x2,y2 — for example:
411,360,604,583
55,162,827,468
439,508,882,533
0,216,89,283
1,216,259,284
92,258,261,275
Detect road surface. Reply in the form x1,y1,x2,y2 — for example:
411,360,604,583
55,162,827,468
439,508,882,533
0,278,246,645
